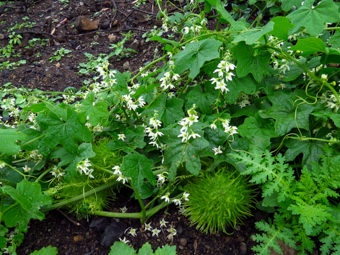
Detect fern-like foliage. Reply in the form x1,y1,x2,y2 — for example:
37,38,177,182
230,149,340,255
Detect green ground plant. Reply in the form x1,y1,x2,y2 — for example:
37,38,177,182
0,0,339,254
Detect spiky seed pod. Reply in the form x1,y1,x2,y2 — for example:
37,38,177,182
182,170,255,234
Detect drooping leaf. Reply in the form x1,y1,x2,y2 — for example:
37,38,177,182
174,39,222,79
270,16,294,40
287,0,340,36
232,42,272,82
233,22,274,45
259,91,314,135
2,180,52,231
291,37,326,56
162,98,184,126
0,128,25,155
313,111,340,128
121,153,156,199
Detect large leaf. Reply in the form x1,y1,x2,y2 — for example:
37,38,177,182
232,42,272,82
238,115,278,151
291,37,326,56
259,91,314,136
287,0,340,36
329,30,340,48
162,125,209,180
186,83,218,114
121,153,156,199
0,128,25,155
225,75,257,104
107,126,146,153
2,180,52,231
162,98,184,126
270,16,294,40
79,92,110,126
233,22,274,45
174,39,222,79
285,139,324,168
36,103,92,154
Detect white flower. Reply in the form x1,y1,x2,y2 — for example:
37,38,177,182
210,123,217,129
0,162,6,169
117,175,129,184
23,165,31,173
212,146,223,155
157,173,166,185
182,27,190,34
167,226,177,240
93,124,103,132
118,133,126,141
183,192,190,201
188,132,201,139
152,228,161,236
144,223,152,231
113,165,121,175
160,218,168,227
119,237,130,244
128,228,137,237
172,198,181,206
161,193,170,203
120,206,127,213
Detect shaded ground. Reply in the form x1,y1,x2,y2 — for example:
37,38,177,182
2,1,268,254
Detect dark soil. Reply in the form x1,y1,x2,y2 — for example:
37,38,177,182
1,1,271,254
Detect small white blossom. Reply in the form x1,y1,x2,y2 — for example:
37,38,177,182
128,228,137,237
120,206,127,213
152,228,161,236
172,198,182,206
161,192,170,203
23,165,31,173
183,192,190,201
118,133,126,141
119,237,130,244
160,218,168,227
144,223,152,231
212,146,223,155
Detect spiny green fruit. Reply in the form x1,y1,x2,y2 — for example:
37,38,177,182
182,169,255,234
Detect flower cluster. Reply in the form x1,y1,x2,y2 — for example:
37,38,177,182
145,112,165,150
51,165,65,179
113,165,130,184
210,118,238,137
121,94,146,111
178,105,201,143
172,192,190,207
77,158,94,178
210,54,236,94
156,172,167,187
160,71,180,91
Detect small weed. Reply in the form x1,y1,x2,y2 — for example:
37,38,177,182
49,48,72,62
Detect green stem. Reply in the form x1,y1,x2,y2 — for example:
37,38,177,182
92,210,141,218
21,134,45,147
35,168,52,182
325,27,340,30
129,55,167,82
135,191,146,223
45,181,115,211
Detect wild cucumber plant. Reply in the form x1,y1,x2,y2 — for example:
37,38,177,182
0,0,339,253
182,169,255,234
109,241,176,255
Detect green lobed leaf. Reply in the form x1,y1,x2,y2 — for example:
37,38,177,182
154,245,176,255
238,115,278,151
186,83,218,114
162,98,185,126
224,75,257,104
329,30,340,48
280,0,305,12
79,92,110,126
233,22,274,45
232,42,272,82
291,37,326,56
2,180,52,231
36,103,92,154
0,128,25,155
270,16,294,40
174,39,222,79
259,91,314,136
30,246,58,255
287,0,340,36
138,242,153,255
109,242,136,255
121,153,156,199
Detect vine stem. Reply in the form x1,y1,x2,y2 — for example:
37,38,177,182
44,181,115,211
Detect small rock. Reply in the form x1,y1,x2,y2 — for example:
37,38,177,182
177,225,183,234
55,62,61,68
129,39,140,51
123,61,130,70
108,34,117,43
90,218,110,232
239,242,247,255
0,34,5,40
74,16,99,32
100,20,110,30
73,235,84,242
100,221,126,247
179,238,187,246
178,245,184,250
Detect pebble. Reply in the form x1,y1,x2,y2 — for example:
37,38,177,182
73,235,84,242
123,61,130,70
74,16,99,32
179,238,187,246
0,34,5,40
108,34,117,43
239,242,247,255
